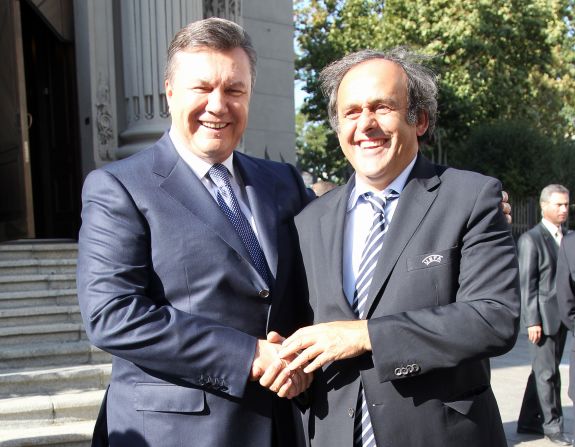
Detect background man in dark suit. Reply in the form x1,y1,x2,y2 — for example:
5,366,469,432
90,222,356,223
271,48,520,447
518,184,571,445
557,232,575,447
77,18,311,447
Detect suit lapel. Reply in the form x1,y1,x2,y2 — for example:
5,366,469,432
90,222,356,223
234,153,279,280
364,155,440,316
152,135,253,267
319,178,357,318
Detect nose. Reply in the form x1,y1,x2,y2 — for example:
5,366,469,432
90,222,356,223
206,89,227,115
357,108,376,132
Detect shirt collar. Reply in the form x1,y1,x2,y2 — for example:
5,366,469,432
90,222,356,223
169,127,236,180
542,218,562,236
347,155,417,212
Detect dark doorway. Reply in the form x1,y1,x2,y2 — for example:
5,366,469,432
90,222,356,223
20,0,81,239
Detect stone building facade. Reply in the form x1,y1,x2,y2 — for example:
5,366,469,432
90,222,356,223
0,0,295,241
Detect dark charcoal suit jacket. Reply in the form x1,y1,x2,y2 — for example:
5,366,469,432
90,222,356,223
77,133,310,447
557,232,575,400
519,222,563,336
294,154,520,447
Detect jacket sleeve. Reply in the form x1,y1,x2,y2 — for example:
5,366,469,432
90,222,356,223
517,232,541,328
557,238,575,331
77,169,257,398
368,178,520,382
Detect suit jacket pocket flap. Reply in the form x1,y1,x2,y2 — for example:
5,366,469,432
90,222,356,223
443,385,489,415
407,247,458,271
135,383,205,413
443,398,474,415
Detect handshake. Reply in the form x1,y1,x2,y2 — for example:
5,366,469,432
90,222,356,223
249,331,313,399
249,320,372,399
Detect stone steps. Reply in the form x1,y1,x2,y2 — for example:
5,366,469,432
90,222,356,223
0,259,77,276
0,289,78,309
0,390,104,428
0,240,109,447
0,242,78,261
0,341,110,370
0,323,87,346
0,275,76,293
0,365,112,398
0,304,82,327
0,421,93,447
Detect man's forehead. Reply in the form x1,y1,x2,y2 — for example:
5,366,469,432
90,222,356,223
545,193,569,204
337,59,408,100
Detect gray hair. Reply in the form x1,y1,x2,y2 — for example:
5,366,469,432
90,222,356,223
319,47,438,140
165,17,257,89
540,184,569,203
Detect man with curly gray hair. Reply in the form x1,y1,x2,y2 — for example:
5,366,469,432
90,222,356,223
274,48,520,446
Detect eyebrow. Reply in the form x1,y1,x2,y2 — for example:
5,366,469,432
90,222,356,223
191,78,248,89
341,96,402,110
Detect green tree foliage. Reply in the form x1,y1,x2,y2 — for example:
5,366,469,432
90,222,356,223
460,121,554,198
295,0,575,195
296,111,349,182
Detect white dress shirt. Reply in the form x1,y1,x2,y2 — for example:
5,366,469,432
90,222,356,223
169,128,261,238
542,218,563,246
342,156,417,305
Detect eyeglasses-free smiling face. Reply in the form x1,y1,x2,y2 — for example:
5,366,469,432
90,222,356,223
336,58,428,191
165,47,252,163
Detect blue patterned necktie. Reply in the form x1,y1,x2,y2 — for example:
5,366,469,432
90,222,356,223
353,190,399,447
208,163,271,286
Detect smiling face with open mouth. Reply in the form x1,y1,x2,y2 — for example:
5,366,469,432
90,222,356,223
165,46,252,163
336,58,428,191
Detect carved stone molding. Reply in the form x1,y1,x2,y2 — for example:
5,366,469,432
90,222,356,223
203,0,241,22
96,72,114,160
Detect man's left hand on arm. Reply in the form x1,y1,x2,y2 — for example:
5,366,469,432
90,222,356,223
278,321,371,374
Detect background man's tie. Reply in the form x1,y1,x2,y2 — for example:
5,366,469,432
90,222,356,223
208,163,271,286
353,190,399,447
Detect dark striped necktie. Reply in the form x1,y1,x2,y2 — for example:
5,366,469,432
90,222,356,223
353,190,399,447
208,163,271,286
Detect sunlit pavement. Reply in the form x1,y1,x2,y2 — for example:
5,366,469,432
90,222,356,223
492,332,573,446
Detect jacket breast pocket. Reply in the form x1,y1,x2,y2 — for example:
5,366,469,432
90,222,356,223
135,383,205,413
406,246,459,272
403,247,460,307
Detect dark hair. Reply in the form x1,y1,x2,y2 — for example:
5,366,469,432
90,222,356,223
319,47,438,140
165,17,257,89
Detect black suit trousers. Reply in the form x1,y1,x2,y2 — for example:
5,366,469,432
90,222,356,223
518,325,568,434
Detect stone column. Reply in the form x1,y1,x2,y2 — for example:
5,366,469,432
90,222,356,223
117,0,202,158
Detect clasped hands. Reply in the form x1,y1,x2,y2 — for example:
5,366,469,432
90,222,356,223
250,320,371,399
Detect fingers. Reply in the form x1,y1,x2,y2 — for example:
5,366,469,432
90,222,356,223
259,358,287,388
267,331,285,343
277,375,296,399
267,360,294,392
279,335,307,359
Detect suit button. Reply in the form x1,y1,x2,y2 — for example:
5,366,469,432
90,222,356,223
348,408,355,418
400,367,408,375
394,368,402,376
258,289,270,298
412,364,420,373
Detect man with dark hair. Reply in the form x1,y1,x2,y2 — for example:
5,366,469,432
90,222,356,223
77,18,311,447
270,48,520,447
517,184,571,445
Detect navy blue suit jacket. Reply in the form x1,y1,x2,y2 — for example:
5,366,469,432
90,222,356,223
77,133,310,446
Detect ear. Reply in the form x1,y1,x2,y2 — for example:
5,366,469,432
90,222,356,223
165,79,173,100
416,111,429,137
